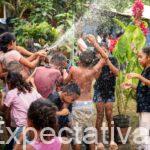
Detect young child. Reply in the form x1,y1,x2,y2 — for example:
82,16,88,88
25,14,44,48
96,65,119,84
14,99,70,150
27,53,68,98
48,82,80,130
0,72,41,149
0,32,46,79
64,35,108,150
123,47,150,150
93,45,119,150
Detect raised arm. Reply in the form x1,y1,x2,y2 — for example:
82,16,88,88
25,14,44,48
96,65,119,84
19,56,40,69
91,58,106,77
106,59,119,76
16,46,33,56
16,46,47,59
86,34,108,59
87,34,119,76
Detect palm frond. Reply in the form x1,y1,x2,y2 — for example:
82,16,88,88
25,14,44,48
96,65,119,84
3,1,15,12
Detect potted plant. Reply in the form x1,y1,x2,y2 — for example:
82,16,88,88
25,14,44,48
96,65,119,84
113,0,147,144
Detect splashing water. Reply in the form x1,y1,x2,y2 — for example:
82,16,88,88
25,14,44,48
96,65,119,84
45,0,119,52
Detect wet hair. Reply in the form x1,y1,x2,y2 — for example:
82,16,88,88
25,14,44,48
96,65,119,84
62,82,80,95
0,32,16,53
50,53,67,66
7,72,32,93
79,51,97,67
142,47,150,57
28,99,57,132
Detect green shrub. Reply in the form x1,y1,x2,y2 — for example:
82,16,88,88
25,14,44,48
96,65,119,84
12,19,59,46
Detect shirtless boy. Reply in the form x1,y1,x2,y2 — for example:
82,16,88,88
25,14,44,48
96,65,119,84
64,35,108,150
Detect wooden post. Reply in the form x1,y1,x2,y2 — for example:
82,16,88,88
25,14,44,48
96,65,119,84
3,4,6,19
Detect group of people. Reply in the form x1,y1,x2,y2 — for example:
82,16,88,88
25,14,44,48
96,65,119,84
0,31,149,150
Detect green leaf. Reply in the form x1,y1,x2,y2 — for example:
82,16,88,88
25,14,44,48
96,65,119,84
113,18,127,30
114,21,146,115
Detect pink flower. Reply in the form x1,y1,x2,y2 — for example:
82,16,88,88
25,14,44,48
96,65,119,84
132,0,148,36
140,22,149,36
132,0,144,19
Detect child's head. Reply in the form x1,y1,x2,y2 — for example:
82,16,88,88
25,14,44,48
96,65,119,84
27,99,57,132
61,83,80,104
6,71,32,93
79,51,96,67
138,47,150,67
50,53,67,69
39,56,51,67
0,32,16,53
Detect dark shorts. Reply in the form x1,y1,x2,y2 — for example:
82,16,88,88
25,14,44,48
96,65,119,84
93,90,115,103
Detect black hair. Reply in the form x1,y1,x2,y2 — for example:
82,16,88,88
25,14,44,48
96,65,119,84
62,82,80,95
0,32,16,53
142,47,150,57
28,99,57,132
79,51,97,67
50,53,67,66
7,72,32,94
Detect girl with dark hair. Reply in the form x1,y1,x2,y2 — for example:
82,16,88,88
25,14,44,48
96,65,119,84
123,47,150,150
14,99,71,150
0,32,46,79
0,72,41,149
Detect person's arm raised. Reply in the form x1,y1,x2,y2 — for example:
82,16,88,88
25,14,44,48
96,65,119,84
19,56,40,69
106,59,119,76
16,46,47,58
86,34,108,59
91,58,106,77
16,46,33,56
